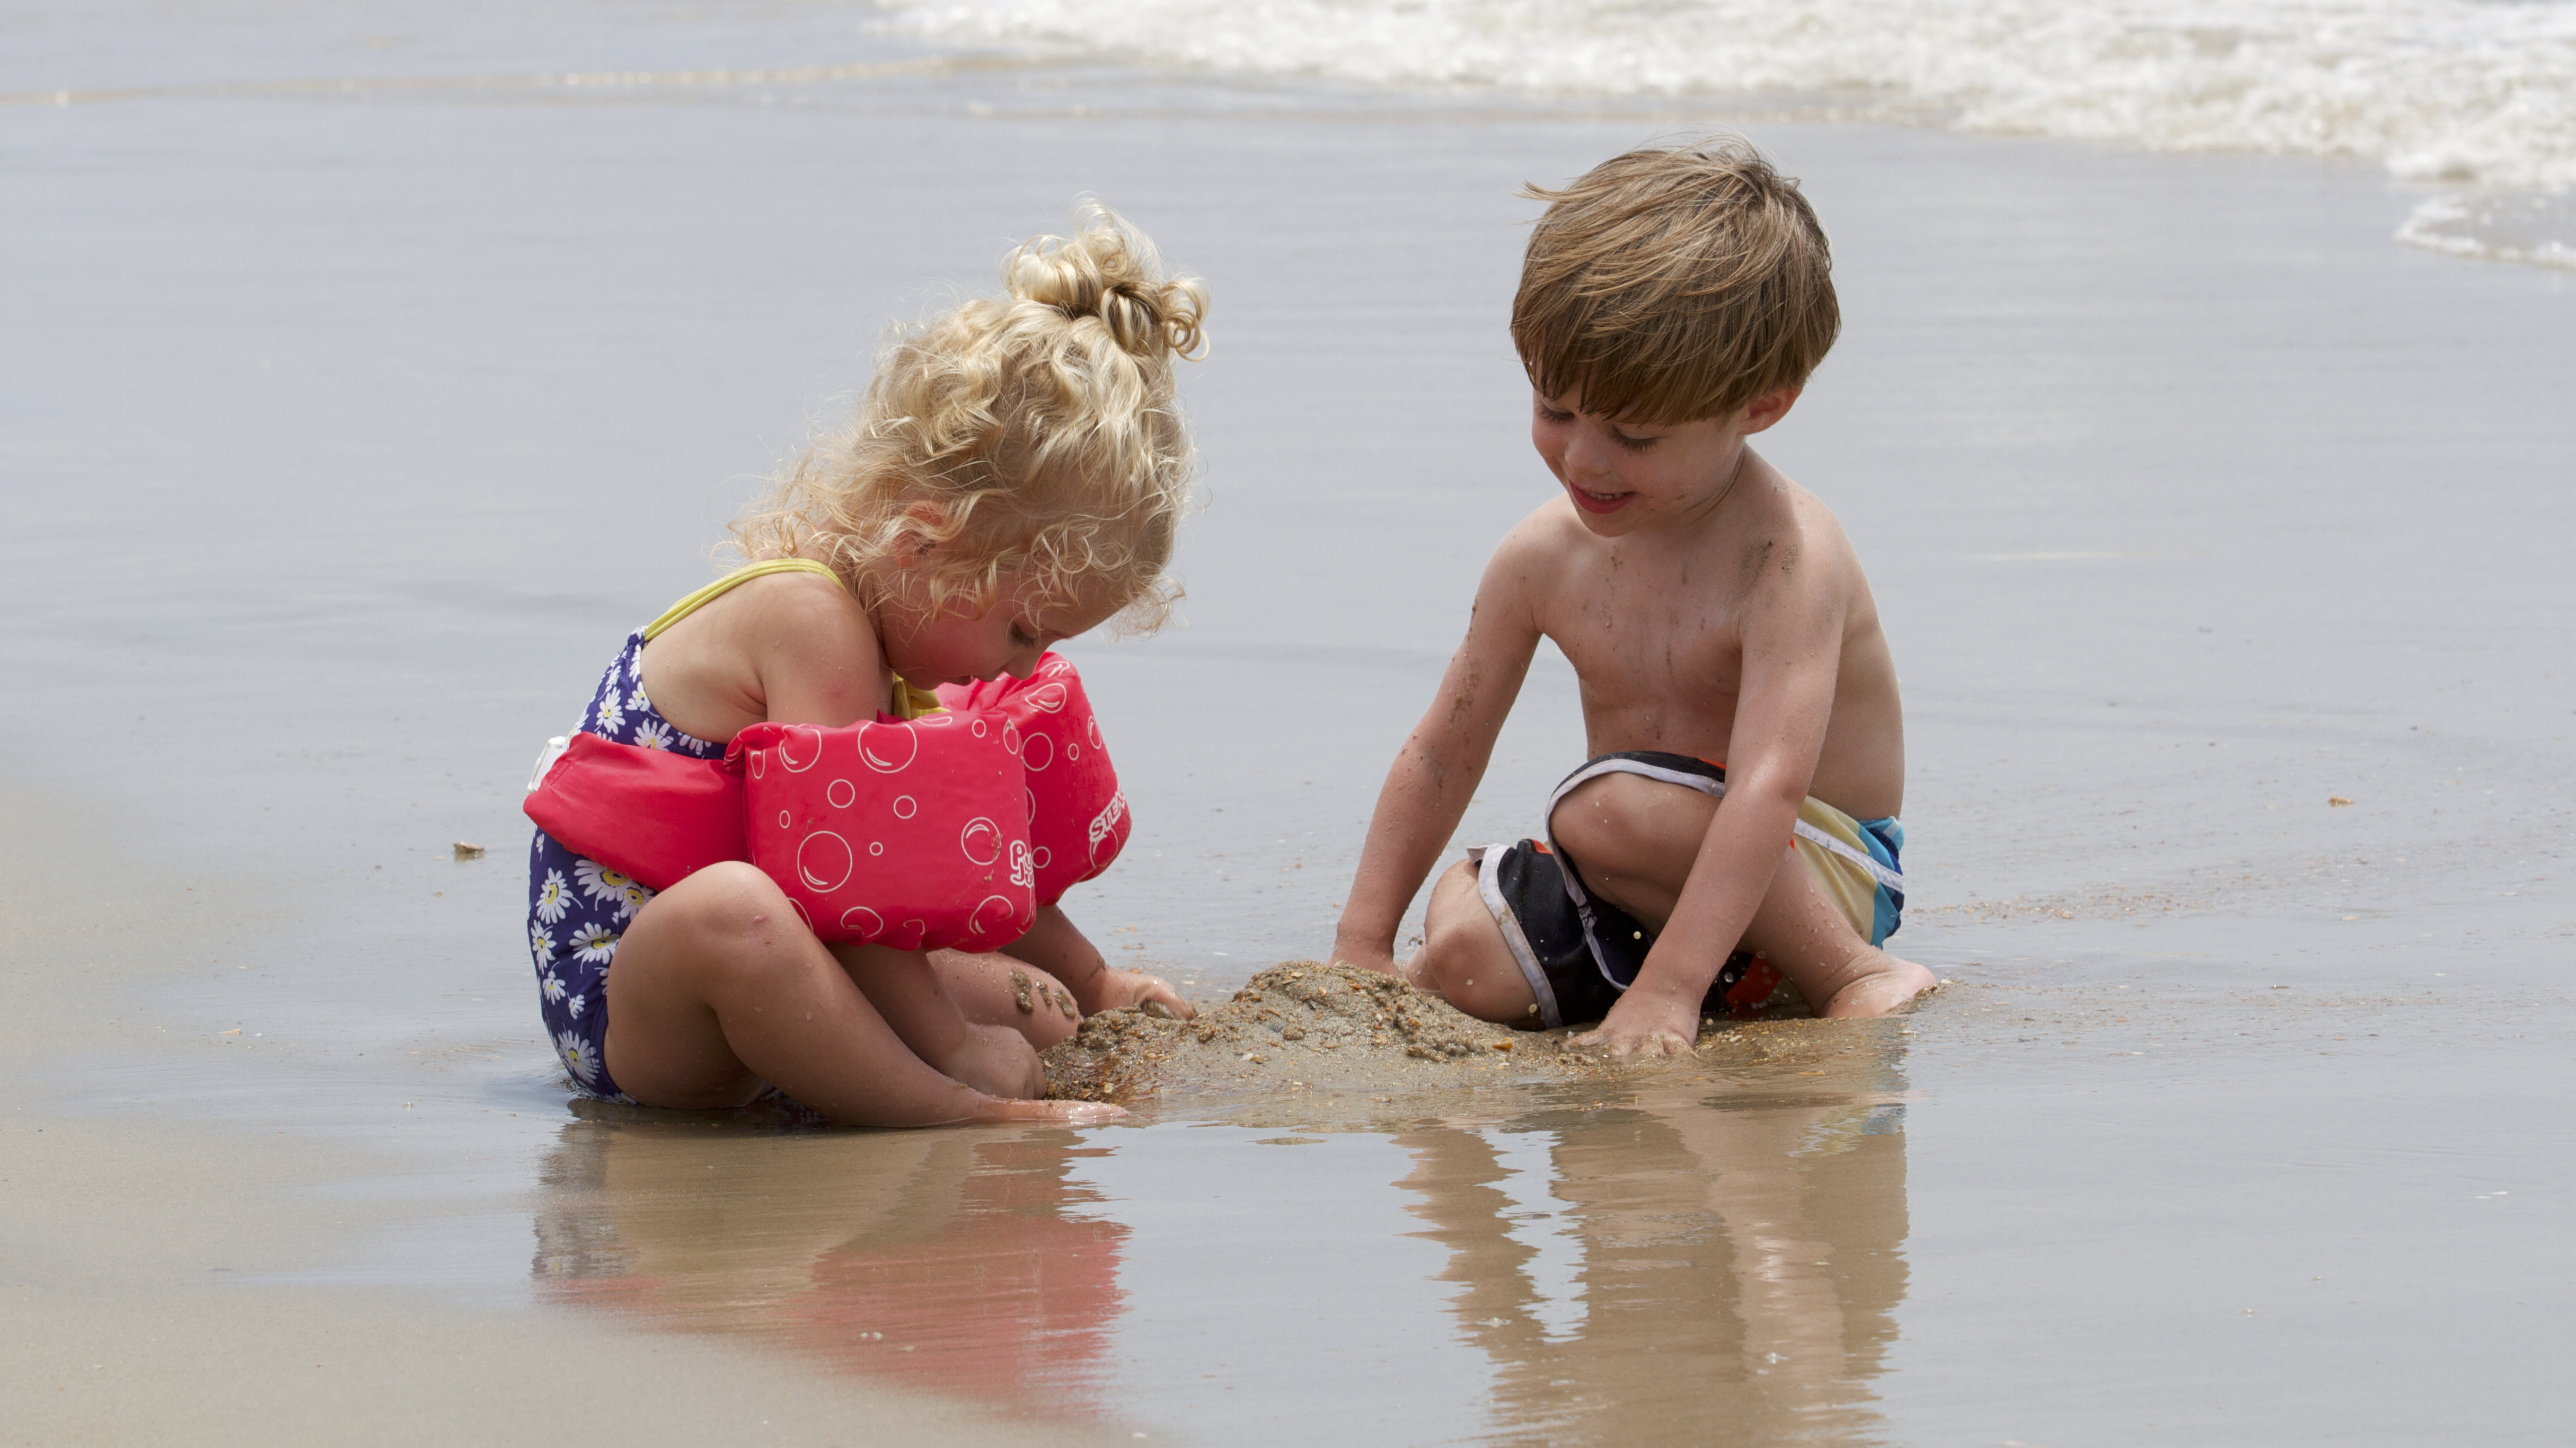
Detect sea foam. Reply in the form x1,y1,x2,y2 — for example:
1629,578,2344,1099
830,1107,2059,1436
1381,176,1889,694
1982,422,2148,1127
878,0,2576,269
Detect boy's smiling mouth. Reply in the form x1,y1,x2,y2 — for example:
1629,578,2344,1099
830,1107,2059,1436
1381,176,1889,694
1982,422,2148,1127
1567,482,1634,514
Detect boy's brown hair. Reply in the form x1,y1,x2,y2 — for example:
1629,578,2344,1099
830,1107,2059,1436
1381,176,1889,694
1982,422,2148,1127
1512,136,1839,426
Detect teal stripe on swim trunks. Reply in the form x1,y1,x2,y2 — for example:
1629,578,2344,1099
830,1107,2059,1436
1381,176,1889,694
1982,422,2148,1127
1857,816,1904,946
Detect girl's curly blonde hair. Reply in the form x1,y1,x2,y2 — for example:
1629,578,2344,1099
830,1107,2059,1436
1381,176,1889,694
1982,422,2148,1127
732,202,1208,629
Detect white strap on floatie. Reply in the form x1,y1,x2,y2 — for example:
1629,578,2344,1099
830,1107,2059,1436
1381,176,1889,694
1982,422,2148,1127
527,735,571,794
1542,756,1905,894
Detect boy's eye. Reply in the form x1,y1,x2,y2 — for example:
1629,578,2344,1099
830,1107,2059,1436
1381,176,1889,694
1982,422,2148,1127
1611,430,1656,452
1536,403,1573,423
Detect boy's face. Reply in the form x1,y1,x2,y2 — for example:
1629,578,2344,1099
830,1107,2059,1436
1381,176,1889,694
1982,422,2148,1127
1530,385,1791,537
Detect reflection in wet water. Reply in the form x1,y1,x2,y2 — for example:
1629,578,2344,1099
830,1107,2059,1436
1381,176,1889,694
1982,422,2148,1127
531,1026,1909,1443
535,1117,1129,1418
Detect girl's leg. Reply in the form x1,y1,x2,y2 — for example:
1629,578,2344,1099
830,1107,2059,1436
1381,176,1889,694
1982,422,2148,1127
922,948,1082,1050
829,942,1052,1099
601,863,1114,1127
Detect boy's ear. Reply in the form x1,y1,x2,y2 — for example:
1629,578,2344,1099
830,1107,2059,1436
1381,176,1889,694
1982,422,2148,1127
1737,384,1804,436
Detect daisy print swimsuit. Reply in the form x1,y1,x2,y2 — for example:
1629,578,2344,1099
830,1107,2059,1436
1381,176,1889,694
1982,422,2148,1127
524,560,852,1100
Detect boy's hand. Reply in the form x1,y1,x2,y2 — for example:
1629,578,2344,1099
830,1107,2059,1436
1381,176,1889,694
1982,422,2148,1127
1328,933,1401,976
1074,966,1197,1022
1570,991,1700,1058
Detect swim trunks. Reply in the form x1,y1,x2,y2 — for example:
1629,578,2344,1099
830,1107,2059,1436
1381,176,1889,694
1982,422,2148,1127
524,559,943,1101
1471,751,1905,1029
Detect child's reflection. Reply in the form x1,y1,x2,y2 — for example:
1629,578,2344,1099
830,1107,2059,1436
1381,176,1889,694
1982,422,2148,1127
531,1116,1125,1412
1394,1030,1911,1445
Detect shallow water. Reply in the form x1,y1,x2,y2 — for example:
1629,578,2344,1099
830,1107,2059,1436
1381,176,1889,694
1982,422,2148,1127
4,3,2572,1443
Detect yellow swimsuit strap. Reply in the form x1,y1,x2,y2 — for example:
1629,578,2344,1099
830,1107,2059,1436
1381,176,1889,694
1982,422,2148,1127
638,558,946,721
641,558,842,640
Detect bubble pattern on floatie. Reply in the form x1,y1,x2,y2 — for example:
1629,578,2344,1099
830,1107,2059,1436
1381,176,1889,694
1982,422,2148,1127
938,652,1132,906
735,711,1036,950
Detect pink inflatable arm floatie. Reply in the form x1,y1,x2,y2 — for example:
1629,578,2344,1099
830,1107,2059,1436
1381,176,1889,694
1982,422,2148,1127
936,652,1132,907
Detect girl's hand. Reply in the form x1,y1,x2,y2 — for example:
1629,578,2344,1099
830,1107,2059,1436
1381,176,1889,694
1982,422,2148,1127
1075,967,1196,1022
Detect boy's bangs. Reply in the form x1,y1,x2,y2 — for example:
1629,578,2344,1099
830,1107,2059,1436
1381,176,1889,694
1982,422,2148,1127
1520,309,1740,427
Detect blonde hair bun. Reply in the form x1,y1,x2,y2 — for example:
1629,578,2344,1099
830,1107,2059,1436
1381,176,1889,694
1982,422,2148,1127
1006,204,1208,363
732,202,1208,632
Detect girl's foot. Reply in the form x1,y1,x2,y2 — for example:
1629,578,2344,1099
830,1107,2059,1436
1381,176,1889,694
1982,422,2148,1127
930,1021,1051,1099
977,1097,1130,1126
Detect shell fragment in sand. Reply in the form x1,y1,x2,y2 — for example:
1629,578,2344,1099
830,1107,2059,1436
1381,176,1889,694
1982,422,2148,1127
453,842,487,860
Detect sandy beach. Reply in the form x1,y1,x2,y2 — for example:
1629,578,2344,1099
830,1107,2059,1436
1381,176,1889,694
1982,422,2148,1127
4,2,2571,1443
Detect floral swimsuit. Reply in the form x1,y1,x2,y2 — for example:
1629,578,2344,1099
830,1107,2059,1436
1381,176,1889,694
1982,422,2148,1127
523,622,724,1100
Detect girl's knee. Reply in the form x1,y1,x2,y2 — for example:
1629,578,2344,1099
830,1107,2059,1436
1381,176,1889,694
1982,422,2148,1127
628,863,831,996
658,862,799,942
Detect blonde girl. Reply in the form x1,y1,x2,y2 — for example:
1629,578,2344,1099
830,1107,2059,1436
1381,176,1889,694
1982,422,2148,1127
524,205,1203,1127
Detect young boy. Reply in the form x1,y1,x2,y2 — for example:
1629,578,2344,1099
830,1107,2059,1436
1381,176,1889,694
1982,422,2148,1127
1330,138,1934,1056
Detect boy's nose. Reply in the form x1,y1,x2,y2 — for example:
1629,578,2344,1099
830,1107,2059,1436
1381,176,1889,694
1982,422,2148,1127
1558,431,1616,478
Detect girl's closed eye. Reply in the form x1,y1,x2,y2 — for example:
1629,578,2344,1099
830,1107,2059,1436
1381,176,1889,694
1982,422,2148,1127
1010,622,1039,649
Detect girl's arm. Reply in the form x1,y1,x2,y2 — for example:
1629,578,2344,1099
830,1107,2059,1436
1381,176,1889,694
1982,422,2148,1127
1009,905,1195,1019
1331,534,1546,974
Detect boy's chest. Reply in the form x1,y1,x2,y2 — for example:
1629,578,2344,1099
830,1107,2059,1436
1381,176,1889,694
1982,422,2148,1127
1538,569,1749,708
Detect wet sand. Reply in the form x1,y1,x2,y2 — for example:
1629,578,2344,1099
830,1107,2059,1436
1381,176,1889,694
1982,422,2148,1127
4,3,2572,1444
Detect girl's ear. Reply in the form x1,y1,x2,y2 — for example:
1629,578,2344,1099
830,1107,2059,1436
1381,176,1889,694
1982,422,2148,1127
890,499,952,568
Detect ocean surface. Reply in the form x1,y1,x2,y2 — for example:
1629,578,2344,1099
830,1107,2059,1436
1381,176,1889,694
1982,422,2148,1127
883,0,2576,268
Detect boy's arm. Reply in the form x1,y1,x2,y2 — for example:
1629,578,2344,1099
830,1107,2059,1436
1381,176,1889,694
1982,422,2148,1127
1577,568,1845,1055
1331,542,1545,974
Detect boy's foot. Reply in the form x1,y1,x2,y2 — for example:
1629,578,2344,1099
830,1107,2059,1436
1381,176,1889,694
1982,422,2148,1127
1815,947,1936,1018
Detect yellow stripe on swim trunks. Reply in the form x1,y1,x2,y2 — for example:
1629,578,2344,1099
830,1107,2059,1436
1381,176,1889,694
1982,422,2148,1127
1792,796,1886,944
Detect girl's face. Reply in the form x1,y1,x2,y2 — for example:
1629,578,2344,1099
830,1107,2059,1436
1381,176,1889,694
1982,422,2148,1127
877,570,1124,689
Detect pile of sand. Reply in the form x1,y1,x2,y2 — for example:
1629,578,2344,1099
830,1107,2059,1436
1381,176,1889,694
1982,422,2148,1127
1044,960,1624,1102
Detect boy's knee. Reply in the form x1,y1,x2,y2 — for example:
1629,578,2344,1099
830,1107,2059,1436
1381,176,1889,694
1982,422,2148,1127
1549,773,1660,865
1418,876,1534,1024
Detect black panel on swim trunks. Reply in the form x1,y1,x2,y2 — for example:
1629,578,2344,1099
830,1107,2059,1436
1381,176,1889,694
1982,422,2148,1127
1491,841,1593,977
1491,838,1764,1023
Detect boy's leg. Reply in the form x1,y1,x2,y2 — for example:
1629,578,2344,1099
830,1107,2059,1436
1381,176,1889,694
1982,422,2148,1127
1738,847,1935,1017
1551,774,1932,1018
1409,859,1543,1025
601,862,1100,1126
